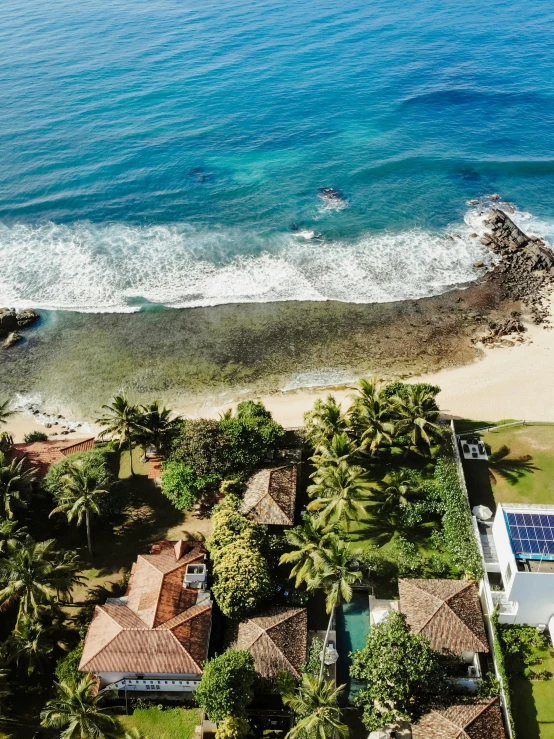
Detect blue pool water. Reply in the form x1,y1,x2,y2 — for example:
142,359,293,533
1,0,554,311
336,590,370,701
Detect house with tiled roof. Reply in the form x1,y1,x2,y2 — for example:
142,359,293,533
398,579,489,682
241,464,298,527
79,540,212,693
412,697,506,738
227,606,307,688
13,437,95,478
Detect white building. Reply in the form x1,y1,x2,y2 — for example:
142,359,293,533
480,503,554,628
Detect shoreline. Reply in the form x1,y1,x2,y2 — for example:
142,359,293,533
4,296,553,441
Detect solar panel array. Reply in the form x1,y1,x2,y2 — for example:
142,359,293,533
505,511,554,560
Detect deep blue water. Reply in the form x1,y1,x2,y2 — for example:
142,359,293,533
1,0,554,311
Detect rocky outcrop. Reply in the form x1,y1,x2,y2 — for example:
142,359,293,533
482,210,554,325
0,308,40,348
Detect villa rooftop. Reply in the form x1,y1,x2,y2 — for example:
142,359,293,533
399,579,489,656
412,697,506,739
13,437,96,478
241,463,298,526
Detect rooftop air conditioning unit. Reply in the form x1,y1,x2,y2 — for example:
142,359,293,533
184,563,207,584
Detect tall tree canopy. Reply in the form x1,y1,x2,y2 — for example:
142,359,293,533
195,649,256,724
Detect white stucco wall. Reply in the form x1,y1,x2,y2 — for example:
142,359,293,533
94,671,200,689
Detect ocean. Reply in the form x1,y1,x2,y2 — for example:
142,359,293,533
2,0,554,313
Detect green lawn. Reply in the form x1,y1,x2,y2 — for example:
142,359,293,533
481,424,554,506
116,707,201,739
510,645,554,739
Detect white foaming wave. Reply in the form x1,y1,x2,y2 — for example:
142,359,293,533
0,217,497,312
281,369,359,392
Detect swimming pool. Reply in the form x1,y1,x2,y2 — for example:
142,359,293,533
335,590,370,703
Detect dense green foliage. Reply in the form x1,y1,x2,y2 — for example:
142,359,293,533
54,643,84,685
281,673,348,739
45,448,122,517
40,674,117,737
23,431,49,443
208,497,271,617
491,610,516,735
434,456,484,580
351,611,447,731
195,650,256,724
165,401,285,507
160,461,219,511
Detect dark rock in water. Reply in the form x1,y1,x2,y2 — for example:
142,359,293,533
318,187,344,201
0,309,17,336
468,199,480,206
490,193,500,201
3,331,22,349
188,167,209,183
289,223,299,231
16,309,39,328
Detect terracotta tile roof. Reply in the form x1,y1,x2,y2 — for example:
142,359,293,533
13,437,96,478
398,579,489,655
241,464,298,526
412,698,506,738
229,606,307,682
80,540,212,677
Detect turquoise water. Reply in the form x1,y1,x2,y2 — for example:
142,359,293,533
1,0,554,311
336,591,370,701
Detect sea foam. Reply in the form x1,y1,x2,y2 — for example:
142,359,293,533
0,214,496,313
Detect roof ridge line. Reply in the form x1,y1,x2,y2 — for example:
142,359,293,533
464,698,498,729
156,603,212,629
80,609,124,670
443,602,489,651
444,580,473,602
266,630,299,677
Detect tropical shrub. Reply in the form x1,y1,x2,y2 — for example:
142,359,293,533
381,381,440,408
54,644,84,685
23,431,49,443
45,448,123,516
215,714,250,739
351,611,447,731
160,461,220,511
434,456,483,580
195,650,255,724
212,541,271,617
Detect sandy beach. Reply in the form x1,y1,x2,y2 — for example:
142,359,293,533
4,297,554,442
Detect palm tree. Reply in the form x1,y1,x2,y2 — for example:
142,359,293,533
0,520,28,557
309,538,362,680
136,401,180,455
280,516,337,588
50,460,109,556
307,461,371,531
0,452,35,519
389,385,443,454
283,674,348,739
0,432,13,453
305,396,348,447
40,675,117,739
349,378,394,455
5,616,54,677
0,538,83,622
310,432,356,468
96,394,139,475
370,470,422,515
0,401,15,428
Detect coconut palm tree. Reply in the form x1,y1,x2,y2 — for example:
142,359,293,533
305,396,348,447
0,520,28,557
310,432,356,468
349,378,395,455
0,433,13,453
0,401,15,429
50,460,109,556
283,673,348,739
96,394,139,475
307,461,371,531
0,452,34,519
0,537,83,622
40,675,117,739
309,538,362,680
280,516,337,588
5,616,54,677
136,400,180,455
389,385,443,454
370,470,422,515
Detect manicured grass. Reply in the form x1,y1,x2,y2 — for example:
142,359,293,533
119,447,150,478
116,707,201,739
510,644,554,739
481,424,554,506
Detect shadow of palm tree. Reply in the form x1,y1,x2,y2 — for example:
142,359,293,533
488,445,539,486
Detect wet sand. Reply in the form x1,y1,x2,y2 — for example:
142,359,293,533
0,273,520,427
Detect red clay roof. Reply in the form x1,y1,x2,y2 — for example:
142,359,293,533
80,540,212,677
13,437,95,478
399,579,489,655
412,698,506,738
